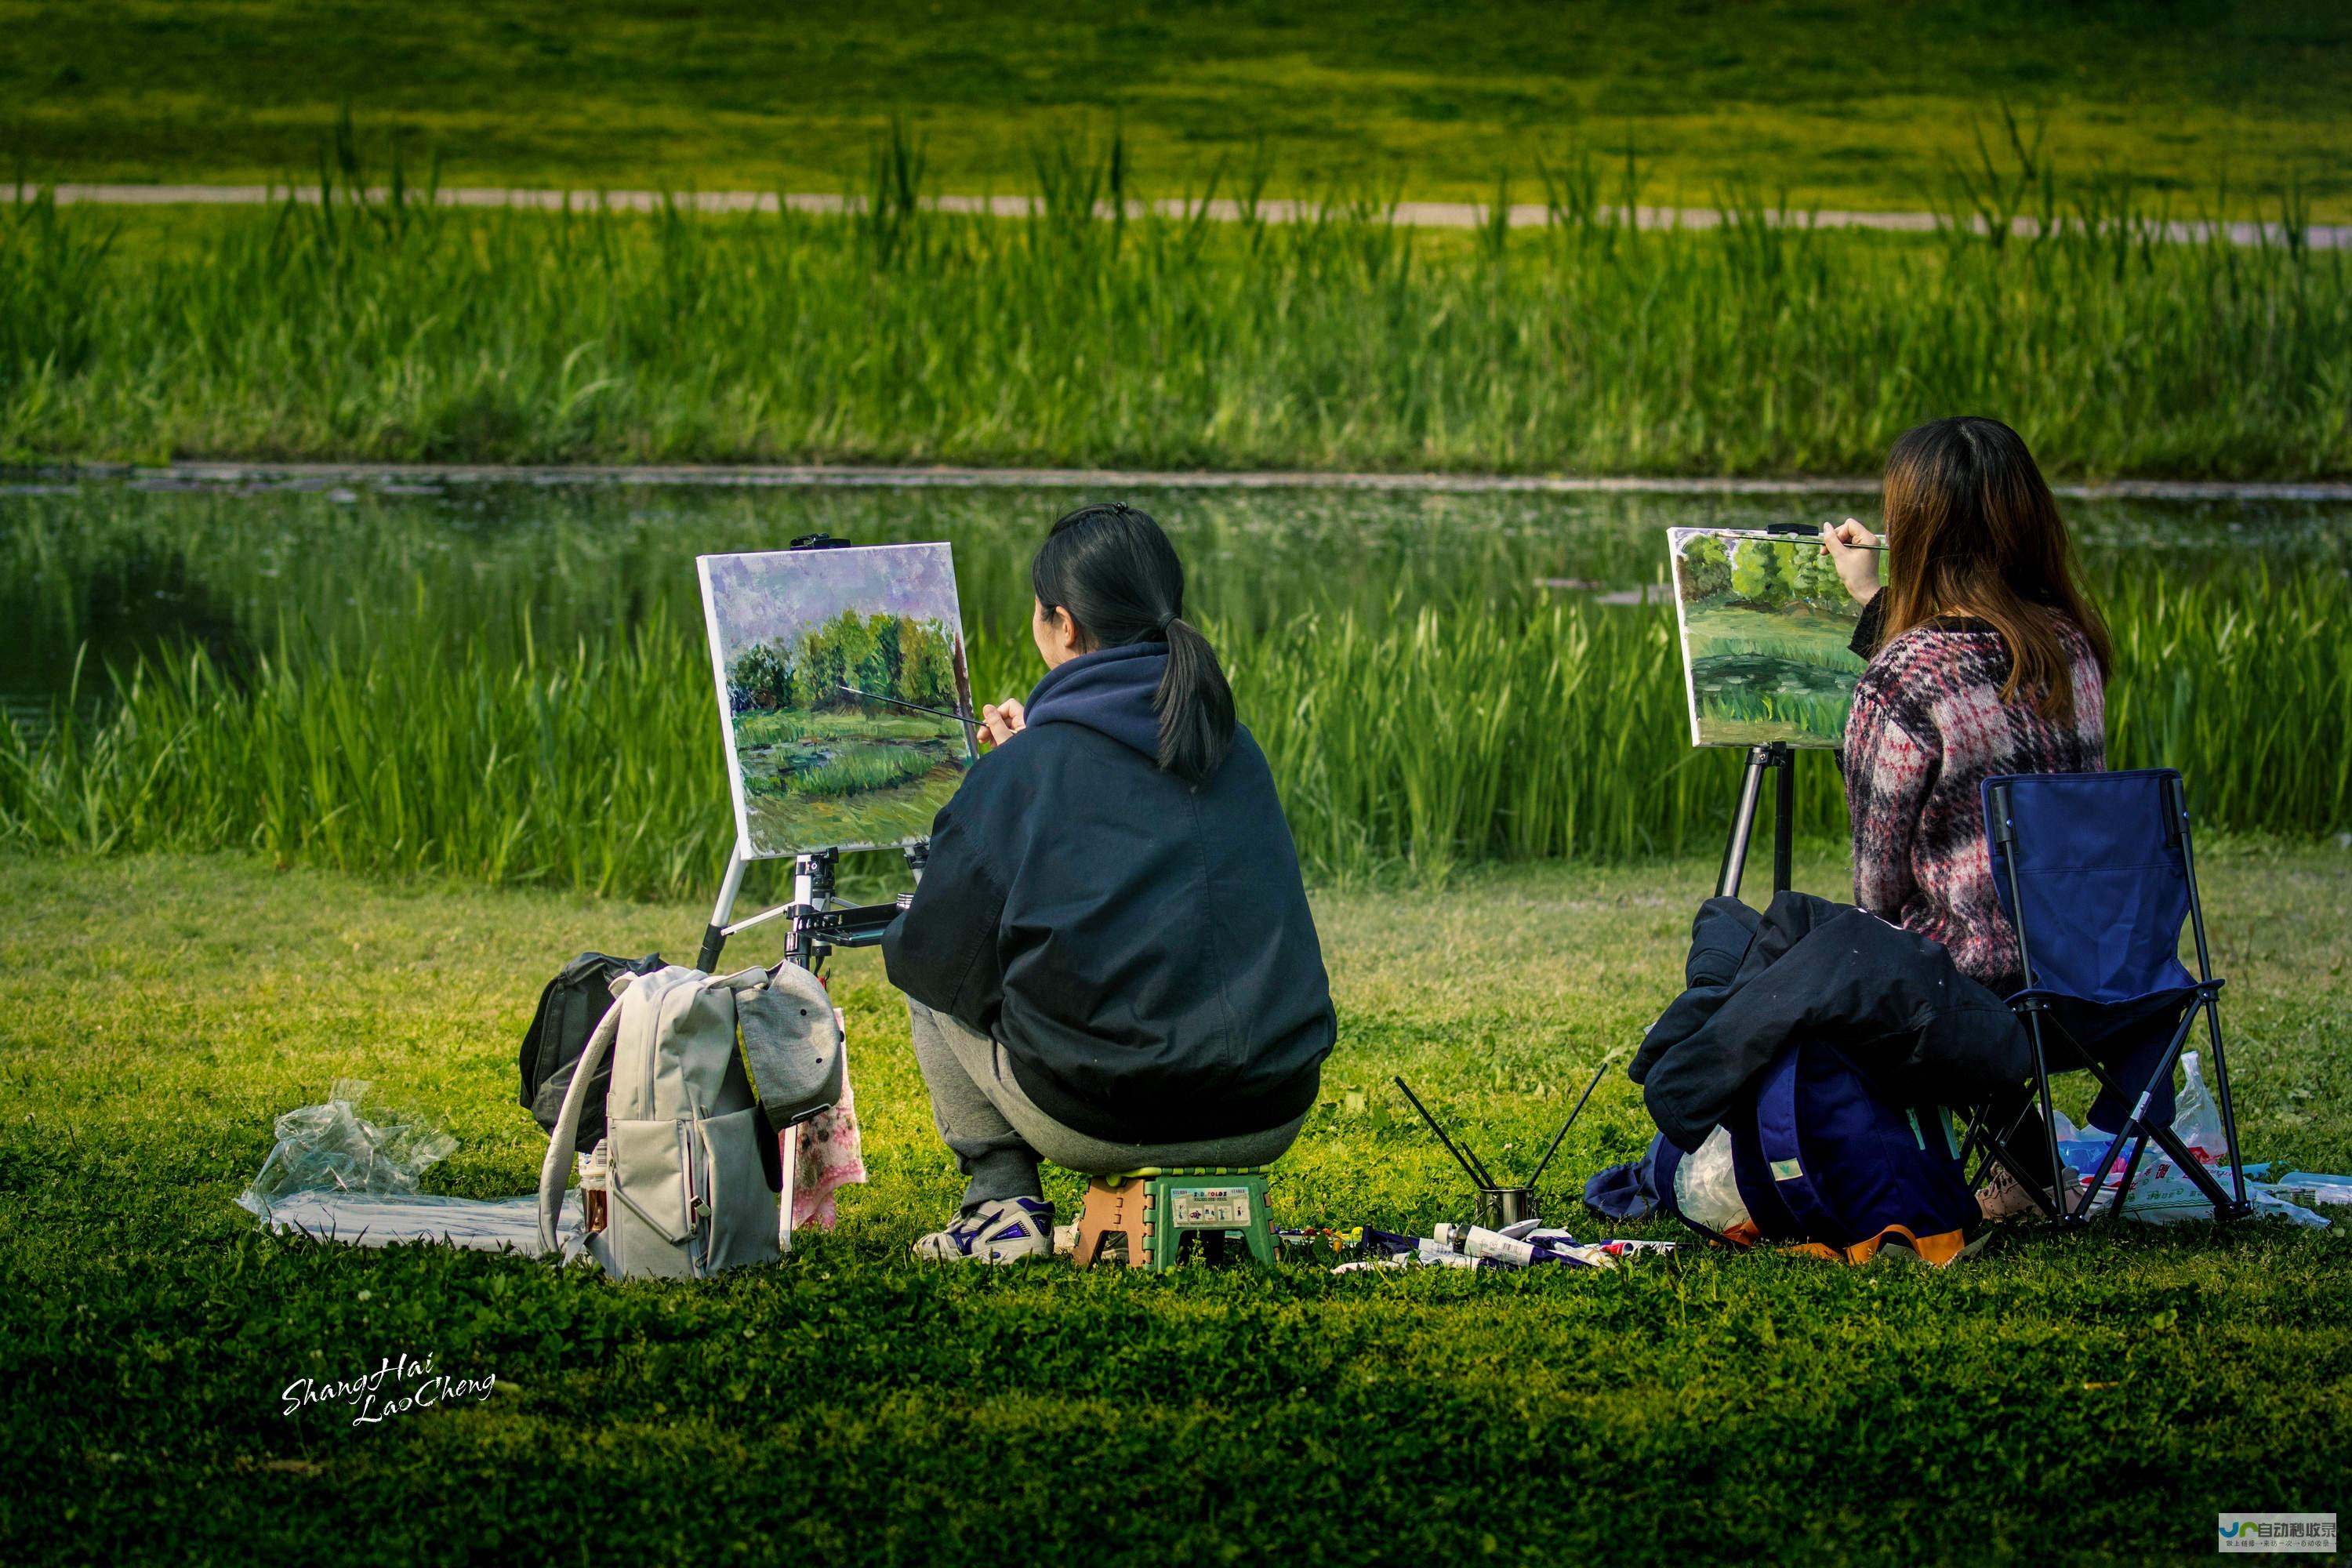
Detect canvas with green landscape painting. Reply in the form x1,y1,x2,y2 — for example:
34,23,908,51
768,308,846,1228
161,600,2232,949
698,543,977,857
1668,528,1868,748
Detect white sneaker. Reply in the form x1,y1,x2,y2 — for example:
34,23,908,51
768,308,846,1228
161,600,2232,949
1976,1161,2082,1221
912,1196,1055,1263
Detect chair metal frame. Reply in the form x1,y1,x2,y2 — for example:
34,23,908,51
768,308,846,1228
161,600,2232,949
1965,771,2253,1226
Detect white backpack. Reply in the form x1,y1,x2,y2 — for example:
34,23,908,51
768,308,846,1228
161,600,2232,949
535,961,842,1279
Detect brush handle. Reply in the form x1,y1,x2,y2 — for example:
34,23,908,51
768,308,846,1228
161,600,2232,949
1524,1061,1610,1191
837,684,972,724
1393,1075,1495,1191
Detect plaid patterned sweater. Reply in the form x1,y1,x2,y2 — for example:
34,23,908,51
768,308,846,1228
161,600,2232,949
1841,599,2105,987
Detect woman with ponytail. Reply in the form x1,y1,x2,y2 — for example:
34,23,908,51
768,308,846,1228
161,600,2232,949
882,503,1336,1262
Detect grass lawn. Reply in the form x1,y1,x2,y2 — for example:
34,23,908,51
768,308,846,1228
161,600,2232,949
2,844,2346,1564
2,1,2349,219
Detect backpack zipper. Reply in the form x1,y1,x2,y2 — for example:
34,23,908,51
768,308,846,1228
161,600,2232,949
677,1120,704,1273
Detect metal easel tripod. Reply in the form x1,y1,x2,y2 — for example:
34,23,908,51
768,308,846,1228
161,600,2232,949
1715,740,1797,899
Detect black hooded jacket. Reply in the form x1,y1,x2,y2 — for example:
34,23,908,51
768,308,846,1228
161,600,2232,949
1629,891,2031,1152
880,642,1335,1144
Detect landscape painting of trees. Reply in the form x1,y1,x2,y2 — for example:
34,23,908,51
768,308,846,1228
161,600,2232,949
1668,528,1868,748
698,543,976,856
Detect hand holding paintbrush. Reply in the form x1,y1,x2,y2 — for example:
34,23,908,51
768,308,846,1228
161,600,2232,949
837,684,1025,750
1820,517,1887,606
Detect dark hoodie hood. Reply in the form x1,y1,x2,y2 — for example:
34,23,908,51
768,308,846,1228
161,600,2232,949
1024,642,1164,760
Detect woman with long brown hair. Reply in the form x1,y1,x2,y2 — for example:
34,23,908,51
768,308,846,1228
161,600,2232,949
1821,416,2112,991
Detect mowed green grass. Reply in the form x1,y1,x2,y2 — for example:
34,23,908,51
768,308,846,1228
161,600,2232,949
1,847,2345,1565
3,0,2350,218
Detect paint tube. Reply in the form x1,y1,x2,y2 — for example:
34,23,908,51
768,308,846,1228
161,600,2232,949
1415,1238,1490,1269
1330,1247,1487,1274
1330,1257,1414,1274
1433,1223,1551,1266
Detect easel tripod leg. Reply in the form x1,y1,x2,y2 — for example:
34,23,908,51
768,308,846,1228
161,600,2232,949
1717,746,1771,898
699,851,746,971
1718,744,1795,899
1770,742,1794,894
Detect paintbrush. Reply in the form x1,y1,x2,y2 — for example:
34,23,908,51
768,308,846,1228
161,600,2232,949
1705,526,1888,551
836,684,977,725
1393,1075,1498,1191
1523,1061,1610,1192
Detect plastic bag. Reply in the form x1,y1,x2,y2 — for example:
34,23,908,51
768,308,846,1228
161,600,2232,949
2088,1172,2330,1228
2167,1051,2230,1164
237,1079,458,1220
1672,1124,1752,1237
2050,1057,2327,1228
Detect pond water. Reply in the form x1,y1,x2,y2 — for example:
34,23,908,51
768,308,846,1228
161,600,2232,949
5,475,2350,724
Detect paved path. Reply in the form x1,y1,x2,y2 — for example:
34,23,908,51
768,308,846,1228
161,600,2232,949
41,460,2352,503
31,182,2350,250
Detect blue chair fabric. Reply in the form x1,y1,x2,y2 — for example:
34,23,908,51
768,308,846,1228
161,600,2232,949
1983,768,2197,1007
1975,768,2249,1225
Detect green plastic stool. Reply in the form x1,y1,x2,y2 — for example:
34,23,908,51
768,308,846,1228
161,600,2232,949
1069,1166,1275,1272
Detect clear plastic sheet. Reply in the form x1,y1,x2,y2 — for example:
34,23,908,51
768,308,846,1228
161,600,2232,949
252,1190,585,1256
237,1078,459,1219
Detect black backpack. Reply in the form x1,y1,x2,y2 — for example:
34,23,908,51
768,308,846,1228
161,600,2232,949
519,952,666,1156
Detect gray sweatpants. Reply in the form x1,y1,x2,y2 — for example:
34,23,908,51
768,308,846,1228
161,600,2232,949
906,999,1310,1212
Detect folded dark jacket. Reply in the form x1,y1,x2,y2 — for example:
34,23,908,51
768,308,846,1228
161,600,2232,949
1630,891,2030,1151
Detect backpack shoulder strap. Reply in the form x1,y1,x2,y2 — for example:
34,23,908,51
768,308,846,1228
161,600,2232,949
538,985,631,1254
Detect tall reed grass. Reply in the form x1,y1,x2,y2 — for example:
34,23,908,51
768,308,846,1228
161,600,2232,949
5,566,2343,895
2,136,2347,476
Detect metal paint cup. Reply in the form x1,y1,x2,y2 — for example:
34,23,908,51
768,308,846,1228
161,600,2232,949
1477,1186,1537,1229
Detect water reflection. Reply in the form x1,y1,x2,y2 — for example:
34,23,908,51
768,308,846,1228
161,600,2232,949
3,475,2347,716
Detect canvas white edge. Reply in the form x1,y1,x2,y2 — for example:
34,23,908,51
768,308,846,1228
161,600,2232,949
1665,528,1711,748
695,541,972,861
695,554,759,860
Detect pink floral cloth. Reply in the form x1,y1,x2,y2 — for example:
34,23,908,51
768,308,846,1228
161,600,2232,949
789,1023,867,1230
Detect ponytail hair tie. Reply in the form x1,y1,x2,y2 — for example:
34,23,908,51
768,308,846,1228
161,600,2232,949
1155,610,1178,633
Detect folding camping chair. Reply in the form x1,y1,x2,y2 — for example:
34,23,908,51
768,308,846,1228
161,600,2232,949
1965,768,2253,1226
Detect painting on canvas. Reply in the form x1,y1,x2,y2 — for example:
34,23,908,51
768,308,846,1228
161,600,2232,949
698,543,978,858
1668,528,1869,748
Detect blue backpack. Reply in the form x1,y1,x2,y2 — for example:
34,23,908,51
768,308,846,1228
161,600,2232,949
1657,1040,1981,1265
